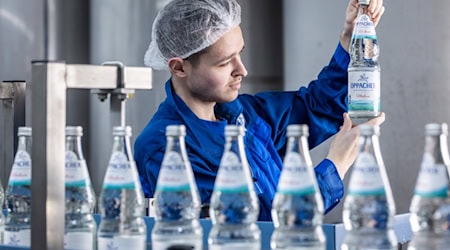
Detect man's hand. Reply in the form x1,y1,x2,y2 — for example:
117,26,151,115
340,0,385,52
326,112,386,179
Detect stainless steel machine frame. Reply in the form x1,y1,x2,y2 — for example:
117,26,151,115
30,61,152,249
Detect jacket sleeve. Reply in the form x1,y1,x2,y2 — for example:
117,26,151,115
314,158,344,214
239,42,350,152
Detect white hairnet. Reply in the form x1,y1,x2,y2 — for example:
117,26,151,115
144,0,241,70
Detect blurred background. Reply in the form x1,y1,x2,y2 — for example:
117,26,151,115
1,0,450,224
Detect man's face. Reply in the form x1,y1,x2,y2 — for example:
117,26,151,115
184,26,248,104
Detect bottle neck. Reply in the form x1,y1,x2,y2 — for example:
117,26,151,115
165,135,185,155
65,135,85,160
424,134,450,164
112,135,133,160
358,3,370,15
17,135,32,153
285,134,312,165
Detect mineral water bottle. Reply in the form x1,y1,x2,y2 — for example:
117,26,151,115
208,125,261,250
342,124,397,250
408,123,450,250
271,124,325,250
64,126,96,250
348,0,381,122
152,125,203,249
97,126,147,249
4,127,32,247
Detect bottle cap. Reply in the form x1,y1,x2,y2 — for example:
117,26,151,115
225,125,245,136
359,0,370,5
18,126,32,136
358,124,380,136
166,124,186,136
425,123,448,136
65,126,83,136
113,126,132,136
287,124,308,137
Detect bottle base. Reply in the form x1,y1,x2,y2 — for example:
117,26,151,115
348,111,381,125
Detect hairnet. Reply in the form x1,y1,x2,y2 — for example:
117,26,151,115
144,0,241,70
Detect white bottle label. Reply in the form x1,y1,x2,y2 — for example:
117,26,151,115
209,242,260,250
348,152,385,195
215,152,249,192
9,150,32,185
65,232,94,250
97,235,146,250
103,152,136,189
152,238,202,250
4,229,31,247
414,153,449,198
65,151,89,187
353,14,377,40
277,152,315,195
348,70,380,112
156,151,190,191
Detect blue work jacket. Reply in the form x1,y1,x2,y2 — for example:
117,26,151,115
134,43,350,221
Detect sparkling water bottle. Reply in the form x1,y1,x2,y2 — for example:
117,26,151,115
97,126,147,250
408,123,450,250
152,125,203,249
342,124,397,250
208,125,261,250
4,127,32,247
271,124,325,250
348,0,381,122
64,126,96,250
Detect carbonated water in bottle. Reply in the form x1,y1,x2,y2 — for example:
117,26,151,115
348,0,381,123
64,126,96,250
408,123,450,250
4,127,32,247
152,125,203,249
341,124,397,250
271,124,325,250
97,126,147,250
208,125,261,250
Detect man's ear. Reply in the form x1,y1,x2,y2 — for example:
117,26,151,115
168,57,187,77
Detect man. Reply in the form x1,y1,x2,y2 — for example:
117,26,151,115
135,0,385,221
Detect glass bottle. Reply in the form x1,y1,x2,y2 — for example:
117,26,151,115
152,125,203,249
4,126,32,247
271,124,325,250
97,126,147,250
208,125,261,250
342,124,397,250
348,0,381,122
64,126,96,250
408,123,450,250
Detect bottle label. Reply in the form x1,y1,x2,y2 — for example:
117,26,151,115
414,153,449,198
65,151,89,187
348,70,380,112
152,239,202,250
352,14,377,40
9,150,32,185
4,229,31,247
65,232,94,250
348,152,385,195
156,151,190,191
277,152,316,195
215,152,249,192
209,242,260,250
97,235,146,250
103,152,136,189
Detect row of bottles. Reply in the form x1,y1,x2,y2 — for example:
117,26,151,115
154,122,450,250
2,125,145,250
2,121,449,249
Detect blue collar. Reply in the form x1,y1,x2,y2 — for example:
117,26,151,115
165,79,244,124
